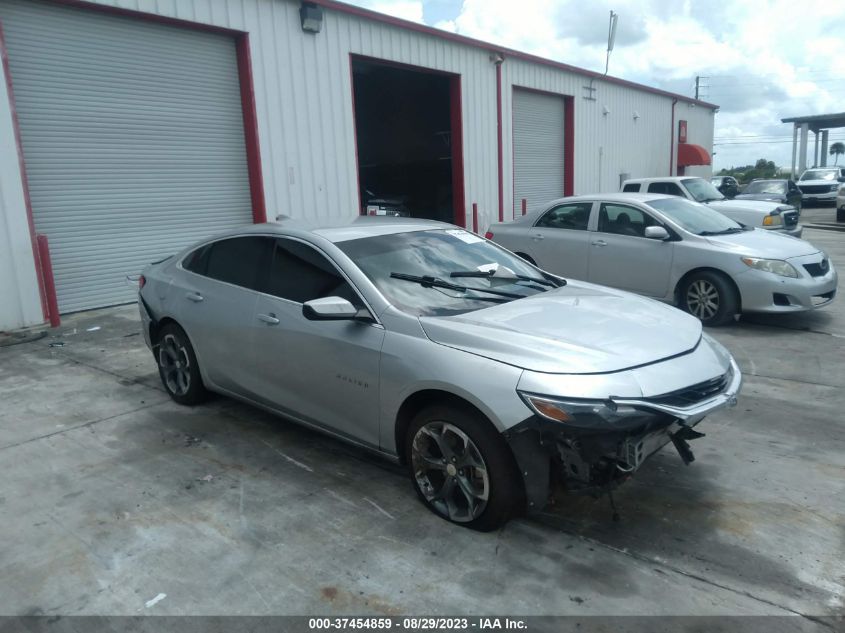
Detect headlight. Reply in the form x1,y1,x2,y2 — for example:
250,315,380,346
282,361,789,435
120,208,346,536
518,392,650,428
762,214,782,227
740,256,799,278
831,184,839,192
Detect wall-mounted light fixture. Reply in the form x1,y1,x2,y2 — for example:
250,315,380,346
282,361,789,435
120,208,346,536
633,110,640,120
300,1,323,34
602,105,610,116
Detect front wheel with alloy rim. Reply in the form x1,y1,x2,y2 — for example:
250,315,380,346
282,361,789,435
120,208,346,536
156,323,208,405
680,271,739,327
406,404,523,531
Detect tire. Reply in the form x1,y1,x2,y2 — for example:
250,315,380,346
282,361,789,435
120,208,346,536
679,271,739,327
155,323,208,405
837,207,845,223
405,404,523,531
515,252,536,265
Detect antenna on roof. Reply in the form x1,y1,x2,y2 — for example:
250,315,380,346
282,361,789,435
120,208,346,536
605,10,618,76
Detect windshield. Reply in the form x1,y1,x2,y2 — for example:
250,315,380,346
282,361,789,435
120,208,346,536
682,178,725,202
646,197,743,235
744,180,786,195
800,169,838,181
337,229,552,316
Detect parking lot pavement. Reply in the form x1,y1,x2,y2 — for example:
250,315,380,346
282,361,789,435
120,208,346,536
0,231,843,623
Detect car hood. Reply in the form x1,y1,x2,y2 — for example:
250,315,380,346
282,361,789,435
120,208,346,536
734,193,785,203
707,199,786,214
798,179,838,187
704,228,819,258
418,283,702,374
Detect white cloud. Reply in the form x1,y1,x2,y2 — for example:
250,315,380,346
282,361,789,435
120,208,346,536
344,0,845,170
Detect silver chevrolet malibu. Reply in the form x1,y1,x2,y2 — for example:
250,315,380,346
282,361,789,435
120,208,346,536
487,193,837,326
139,217,741,530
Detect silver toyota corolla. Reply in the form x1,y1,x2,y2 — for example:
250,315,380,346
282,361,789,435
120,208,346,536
487,193,838,326
139,217,741,530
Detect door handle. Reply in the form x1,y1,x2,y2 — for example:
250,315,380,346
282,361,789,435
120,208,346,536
257,312,280,325
531,233,544,241
591,239,607,247
185,292,204,302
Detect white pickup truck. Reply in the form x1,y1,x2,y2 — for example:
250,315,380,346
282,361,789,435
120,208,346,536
621,176,803,238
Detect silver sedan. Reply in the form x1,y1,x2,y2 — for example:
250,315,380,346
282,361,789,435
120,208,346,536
487,193,837,326
139,217,740,530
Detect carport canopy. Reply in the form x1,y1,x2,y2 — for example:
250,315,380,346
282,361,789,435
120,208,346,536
677,142,711,167
782,111,845,174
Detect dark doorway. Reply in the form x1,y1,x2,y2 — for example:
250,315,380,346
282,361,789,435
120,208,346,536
351,57,464,225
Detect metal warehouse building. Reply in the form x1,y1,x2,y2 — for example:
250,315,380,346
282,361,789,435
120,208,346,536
0,0,717,331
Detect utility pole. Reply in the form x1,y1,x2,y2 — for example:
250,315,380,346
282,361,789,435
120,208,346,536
694,76,709,100
604,11,618,75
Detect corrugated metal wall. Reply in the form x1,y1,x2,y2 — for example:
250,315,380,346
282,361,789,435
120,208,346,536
0,40,42,331
501,57,688,220
0,0,715,329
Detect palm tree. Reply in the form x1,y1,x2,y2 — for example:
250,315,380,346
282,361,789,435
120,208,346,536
830,142,845,165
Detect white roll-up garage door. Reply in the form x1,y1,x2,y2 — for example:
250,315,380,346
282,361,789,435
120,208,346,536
0,0,253,313
512,88,566,216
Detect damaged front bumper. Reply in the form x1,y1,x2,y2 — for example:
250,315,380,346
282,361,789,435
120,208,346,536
504,358,742,512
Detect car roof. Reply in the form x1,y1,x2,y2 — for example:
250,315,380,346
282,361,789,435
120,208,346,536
203,215,454,244
543,192,676,204
623,176,699,183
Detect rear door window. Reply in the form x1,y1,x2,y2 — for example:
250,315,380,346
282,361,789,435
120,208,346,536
204,237,271,291
535,203,592,230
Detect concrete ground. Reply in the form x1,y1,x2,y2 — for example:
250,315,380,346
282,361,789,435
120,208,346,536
0,225,843,623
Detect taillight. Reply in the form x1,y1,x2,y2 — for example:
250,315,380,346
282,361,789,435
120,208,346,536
138,274,146,289
484,231,494,240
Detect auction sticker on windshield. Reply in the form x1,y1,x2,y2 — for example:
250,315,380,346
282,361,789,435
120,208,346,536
445,229,484,244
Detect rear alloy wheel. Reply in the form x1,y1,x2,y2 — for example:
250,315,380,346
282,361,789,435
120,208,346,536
681,272,738,327
156,323,208,405
406,405,522,531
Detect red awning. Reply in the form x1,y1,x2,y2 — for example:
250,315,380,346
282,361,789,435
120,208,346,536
677,143,711,167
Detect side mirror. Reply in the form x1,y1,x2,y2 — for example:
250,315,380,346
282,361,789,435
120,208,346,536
838,176,845,183
302,296,369,321
644,226,670,240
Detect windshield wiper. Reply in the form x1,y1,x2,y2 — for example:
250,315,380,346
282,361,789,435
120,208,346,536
699,227,744,236
449,269,563,289
389,273,527,299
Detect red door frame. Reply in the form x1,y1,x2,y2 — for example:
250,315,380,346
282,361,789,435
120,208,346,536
0,0,266,321
349,54,466,227
510,85,574,218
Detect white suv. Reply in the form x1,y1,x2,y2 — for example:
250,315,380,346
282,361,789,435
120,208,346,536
798,167,845,207
621,177,802,238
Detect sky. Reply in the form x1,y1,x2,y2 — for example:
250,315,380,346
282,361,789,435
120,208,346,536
344,0,845,172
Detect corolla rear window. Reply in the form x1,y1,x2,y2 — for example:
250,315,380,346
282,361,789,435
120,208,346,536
646,197,743,235
800,169,838,181
337,229,555,317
